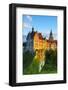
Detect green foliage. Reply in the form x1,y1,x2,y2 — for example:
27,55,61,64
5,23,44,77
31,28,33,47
23,49,57,75
23,51,39,74
23,55,40,74
23,51,34,71
42,49,57,73
45,49,57,66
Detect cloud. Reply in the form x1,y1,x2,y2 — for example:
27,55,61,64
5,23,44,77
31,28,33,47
23,22,32,29
26,15,32,21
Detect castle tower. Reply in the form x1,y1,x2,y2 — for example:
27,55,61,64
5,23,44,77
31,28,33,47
49,30,53,40
32,27,34,32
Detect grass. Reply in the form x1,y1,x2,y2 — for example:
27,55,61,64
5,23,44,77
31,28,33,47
40,64,57,74
23,49,57,75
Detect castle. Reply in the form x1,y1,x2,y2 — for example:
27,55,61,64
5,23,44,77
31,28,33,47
24,27,57,72
25,27,57,52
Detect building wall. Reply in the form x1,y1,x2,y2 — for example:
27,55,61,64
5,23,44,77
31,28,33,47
26,38,34,52
43,40,57,50
34,33,44,50
26,32,57,53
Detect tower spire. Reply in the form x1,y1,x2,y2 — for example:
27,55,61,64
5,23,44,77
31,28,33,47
49,30,53,40
32,27,34,32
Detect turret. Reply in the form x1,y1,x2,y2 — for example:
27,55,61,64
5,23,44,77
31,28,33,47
49,30,53,40
32,27,34,32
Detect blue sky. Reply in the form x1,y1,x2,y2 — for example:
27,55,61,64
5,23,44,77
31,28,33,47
23,15,57,39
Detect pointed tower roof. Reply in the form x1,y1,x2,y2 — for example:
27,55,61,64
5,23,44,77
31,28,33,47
32,27,34,32
49,30,53,40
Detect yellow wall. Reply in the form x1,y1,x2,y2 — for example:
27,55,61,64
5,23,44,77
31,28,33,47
33,33,57,63
34,33,43,50
34,33,57,51
34,33,39,50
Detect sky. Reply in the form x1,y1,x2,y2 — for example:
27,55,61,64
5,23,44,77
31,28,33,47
22,15,57,40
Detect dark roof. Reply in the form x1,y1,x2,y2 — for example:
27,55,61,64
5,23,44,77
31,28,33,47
49,30,53,40
46,40,57,44
26,31,36,40
38,33,43,40
31,31,36,39
26,28,57,43
27,31,44,40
